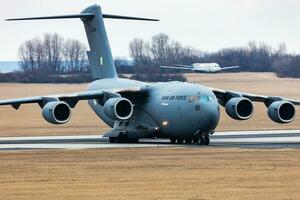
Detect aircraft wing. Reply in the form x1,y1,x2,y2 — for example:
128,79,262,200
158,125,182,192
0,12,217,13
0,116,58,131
211,87,300,106
219,66,240,71
0,86,146,110
160,65,193,71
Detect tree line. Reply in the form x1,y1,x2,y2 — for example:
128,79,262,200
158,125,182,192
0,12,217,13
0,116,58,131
128,33,300,78
18,33,88,74
7,32,300,83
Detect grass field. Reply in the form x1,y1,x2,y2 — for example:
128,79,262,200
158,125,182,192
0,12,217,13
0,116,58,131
1,148,300,200
1,72,300,200
0,72,299,136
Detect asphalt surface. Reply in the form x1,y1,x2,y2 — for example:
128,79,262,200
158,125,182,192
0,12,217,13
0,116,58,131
1,130,300,150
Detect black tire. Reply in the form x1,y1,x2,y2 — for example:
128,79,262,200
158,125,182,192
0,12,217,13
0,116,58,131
170,138,176,144
116,138,139,143
109,137,117,143
177,138,184,144
130,139,139,143
203,136,210,146
192,138,198,144
197,137,204,145
123,138,138,143
185,138,192,144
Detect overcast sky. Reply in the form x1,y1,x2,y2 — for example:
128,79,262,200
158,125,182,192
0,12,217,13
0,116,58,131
0,0,299,61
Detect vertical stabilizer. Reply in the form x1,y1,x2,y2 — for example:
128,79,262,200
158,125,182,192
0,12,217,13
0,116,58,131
81,5,117,79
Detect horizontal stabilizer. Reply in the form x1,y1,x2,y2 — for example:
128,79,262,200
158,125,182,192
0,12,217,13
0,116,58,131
6,13,95,21
6,14,158,22
103,14,159,21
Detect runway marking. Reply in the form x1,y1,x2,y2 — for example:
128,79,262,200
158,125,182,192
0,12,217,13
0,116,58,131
214,130,300,136
0,130,300,150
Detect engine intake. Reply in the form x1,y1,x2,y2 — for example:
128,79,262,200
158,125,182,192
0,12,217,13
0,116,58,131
225,97,253,120
267,101,295,123
104,97,133,120
42,101,71,124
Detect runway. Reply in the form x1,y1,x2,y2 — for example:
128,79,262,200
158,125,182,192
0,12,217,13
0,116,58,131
1,129,300,150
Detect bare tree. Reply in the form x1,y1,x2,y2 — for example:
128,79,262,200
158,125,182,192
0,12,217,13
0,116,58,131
18,40,36,72
129,38,153,74
63,39,88,72
43,33,64,72
150,33,170,65
18,38,45,72
18,33,89,74
129,33,203,76
129,38,151,65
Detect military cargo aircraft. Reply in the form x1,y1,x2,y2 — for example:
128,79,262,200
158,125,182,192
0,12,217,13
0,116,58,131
161,63,240,73
2,4,299,145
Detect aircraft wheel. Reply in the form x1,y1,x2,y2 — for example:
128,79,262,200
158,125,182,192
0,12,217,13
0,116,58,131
185,138,192,144
197,136,204,145
116,138,139,143
134,139,139,143
177,138,184,144
109,137,117,143
130,139,139,143
192,138,198,144
203,136,210,146
170,138,176,144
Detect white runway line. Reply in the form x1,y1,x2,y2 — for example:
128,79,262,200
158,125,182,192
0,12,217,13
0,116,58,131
0,130,300,150
0,143,173,150
0,135,104,142
211,136,300,144
214,130,300,136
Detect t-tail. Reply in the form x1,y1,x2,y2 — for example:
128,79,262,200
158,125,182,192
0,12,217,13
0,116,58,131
6,4,158,79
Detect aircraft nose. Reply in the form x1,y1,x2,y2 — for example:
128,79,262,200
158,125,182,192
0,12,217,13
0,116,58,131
202,102,220,130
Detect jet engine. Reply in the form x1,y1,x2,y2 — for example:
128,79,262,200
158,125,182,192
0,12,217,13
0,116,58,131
104,97,133,120
267,101,295,123
42,101,71,124
225,97,253,120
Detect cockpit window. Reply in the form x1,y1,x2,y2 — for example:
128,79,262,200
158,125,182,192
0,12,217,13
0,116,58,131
200,95,216,102
200,95,209,101
208,95,215,101
188,95,200,103
190,94,216,103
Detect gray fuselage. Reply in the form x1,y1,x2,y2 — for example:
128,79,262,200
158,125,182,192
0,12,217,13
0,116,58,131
87,78,220,139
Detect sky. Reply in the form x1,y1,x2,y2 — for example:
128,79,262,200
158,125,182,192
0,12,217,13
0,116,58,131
0,0,300,61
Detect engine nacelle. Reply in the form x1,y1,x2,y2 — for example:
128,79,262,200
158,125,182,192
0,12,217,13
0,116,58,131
42,101,71,125
225,97,253,120
267,101,295,123
104,97,133,120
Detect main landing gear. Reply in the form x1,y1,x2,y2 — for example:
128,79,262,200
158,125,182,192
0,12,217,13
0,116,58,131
109,137,139,143
196,133,210,146
169,132,211,146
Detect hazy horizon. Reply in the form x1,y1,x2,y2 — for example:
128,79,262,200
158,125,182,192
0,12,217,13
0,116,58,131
0,0,300,61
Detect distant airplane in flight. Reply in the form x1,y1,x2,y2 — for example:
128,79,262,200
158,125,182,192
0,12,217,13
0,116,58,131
161,63,240,73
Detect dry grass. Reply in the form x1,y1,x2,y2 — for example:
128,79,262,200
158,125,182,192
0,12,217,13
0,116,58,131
1,148,300,200
0,72,299,136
